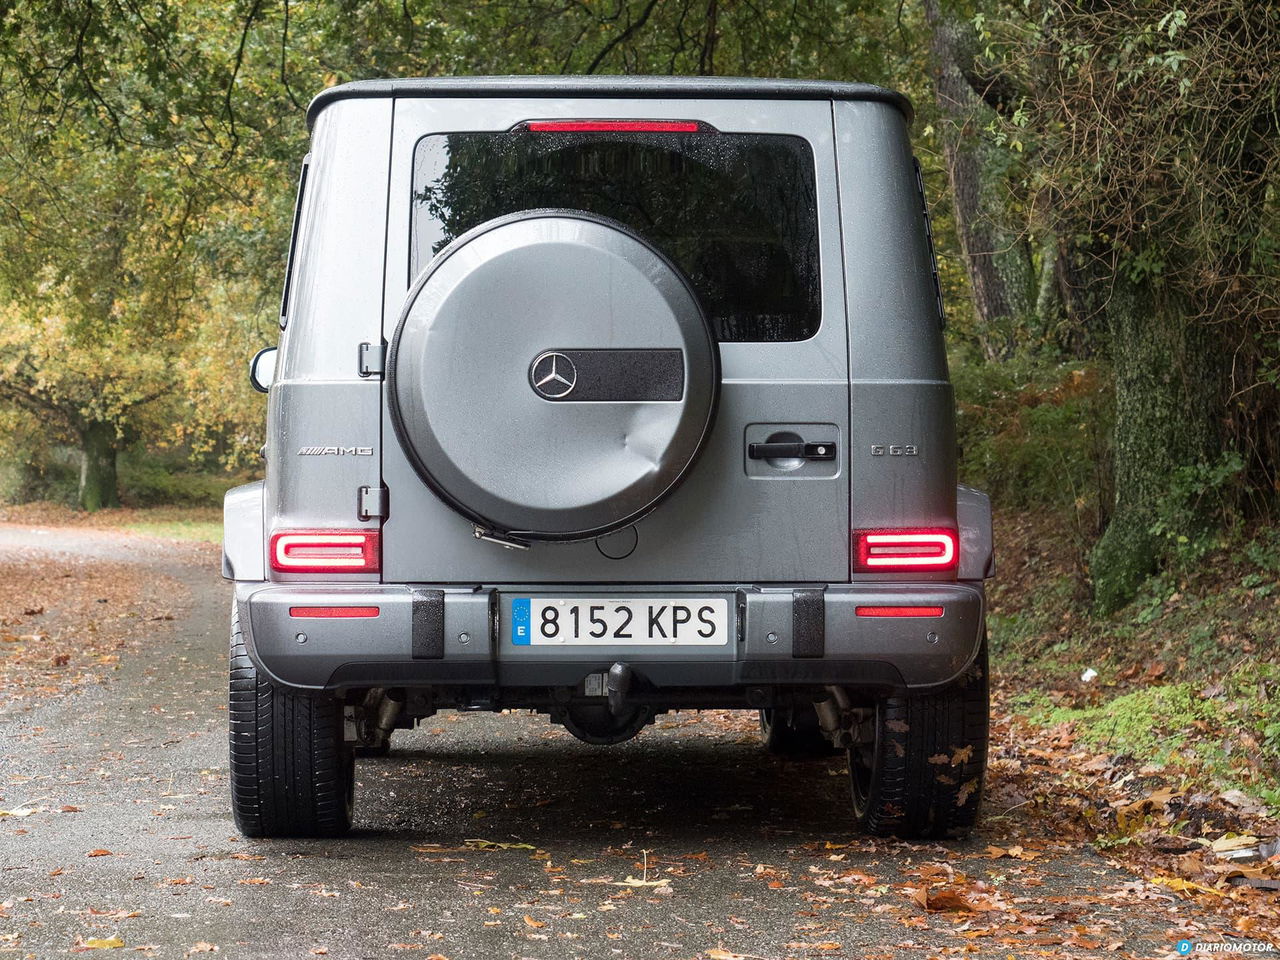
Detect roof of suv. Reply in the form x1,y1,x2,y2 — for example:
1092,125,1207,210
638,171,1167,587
306,75,913,129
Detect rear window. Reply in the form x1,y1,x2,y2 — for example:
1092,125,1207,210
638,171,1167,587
410,129,820,343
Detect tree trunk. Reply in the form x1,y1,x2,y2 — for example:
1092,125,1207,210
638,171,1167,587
1089,276,1224,613
1033,234,1061,337
922,0,1035,359
79,421,120,511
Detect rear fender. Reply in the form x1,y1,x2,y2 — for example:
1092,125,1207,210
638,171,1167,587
956,484,994,581
223,481,265,581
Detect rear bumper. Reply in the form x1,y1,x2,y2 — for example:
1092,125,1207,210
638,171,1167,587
234,582,984,694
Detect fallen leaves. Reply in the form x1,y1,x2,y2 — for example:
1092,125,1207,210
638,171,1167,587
1150,875,1225,897
785,942,841,952
86,849,113,858
0,548,194,706
1115,787,1183,834
462,839,534,851
905,882,1001,914
1205,834,1261,854
77,936,125,950
984,843,1042,861
612,876,670,888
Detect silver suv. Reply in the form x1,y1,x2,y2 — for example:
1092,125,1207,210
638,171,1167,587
223,76,994,840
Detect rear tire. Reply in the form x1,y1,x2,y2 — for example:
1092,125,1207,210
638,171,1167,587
848,640,988,839
228,606,355,838
760,705,837,757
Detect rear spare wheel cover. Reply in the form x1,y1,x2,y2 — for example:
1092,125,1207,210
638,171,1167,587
388,210,719,542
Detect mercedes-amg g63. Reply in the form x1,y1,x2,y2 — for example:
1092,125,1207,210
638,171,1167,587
224,76,994,840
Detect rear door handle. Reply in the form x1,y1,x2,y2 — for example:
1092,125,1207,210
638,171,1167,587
748,441,837,461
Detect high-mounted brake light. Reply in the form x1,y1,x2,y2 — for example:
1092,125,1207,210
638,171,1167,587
856,605,944,618
522,120,704,133
853,529,958,573
270,530,380,574
289,606,380,618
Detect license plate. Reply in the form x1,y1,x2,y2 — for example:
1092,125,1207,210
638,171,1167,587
510,598,729,646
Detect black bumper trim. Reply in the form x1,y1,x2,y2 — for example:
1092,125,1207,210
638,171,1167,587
411,588,445,659
790,587,825,658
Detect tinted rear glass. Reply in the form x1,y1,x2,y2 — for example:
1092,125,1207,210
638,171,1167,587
410,130,820,342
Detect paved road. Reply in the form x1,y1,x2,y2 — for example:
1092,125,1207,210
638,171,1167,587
1,528,1201,959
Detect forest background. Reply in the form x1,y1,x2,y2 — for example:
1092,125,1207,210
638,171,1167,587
1,0,1278,807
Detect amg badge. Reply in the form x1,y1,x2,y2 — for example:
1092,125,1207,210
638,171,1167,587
297,445,374,456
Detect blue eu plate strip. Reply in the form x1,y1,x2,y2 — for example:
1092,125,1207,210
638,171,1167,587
511,598,531,645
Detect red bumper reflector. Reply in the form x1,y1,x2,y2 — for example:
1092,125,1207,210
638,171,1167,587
853,528,958,572
856,605,944,618
523,120,702,133
289,606,380,619
270,530,380,573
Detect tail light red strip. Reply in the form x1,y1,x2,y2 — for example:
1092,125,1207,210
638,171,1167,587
853,529,958,572
289,606,380,619
856,605,944,618
523,120,702,133
270,530,380,574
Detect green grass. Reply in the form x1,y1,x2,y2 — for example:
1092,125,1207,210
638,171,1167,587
988,514,1280,813
1022,668,1280,811
1035,682,1223,763
123,518,222,542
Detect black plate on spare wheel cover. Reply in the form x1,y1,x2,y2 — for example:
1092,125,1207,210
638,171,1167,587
387,210,720,542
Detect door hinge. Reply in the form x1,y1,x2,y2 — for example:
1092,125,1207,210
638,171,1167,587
358,341,386,378
358,485,388,520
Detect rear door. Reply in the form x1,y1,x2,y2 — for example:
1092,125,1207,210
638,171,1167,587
380,96,849,584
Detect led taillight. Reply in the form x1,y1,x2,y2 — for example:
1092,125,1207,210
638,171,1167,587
521,120,703,133
270,530,380,573
853,529,958,573
856,605,944,618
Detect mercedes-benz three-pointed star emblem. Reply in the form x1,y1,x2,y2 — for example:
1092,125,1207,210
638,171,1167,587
529,351,578,399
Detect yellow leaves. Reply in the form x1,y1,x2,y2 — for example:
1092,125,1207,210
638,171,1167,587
522,915,546,929
1149,874,1223,897
1115,787,1181,833
463,838,535,851
80,937,126,949
612,876,670,888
